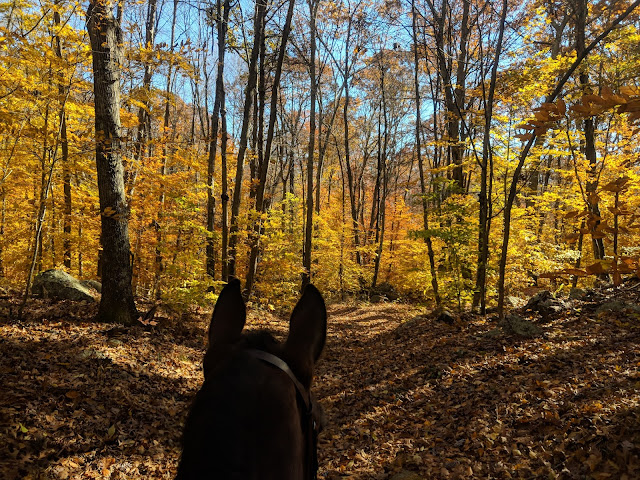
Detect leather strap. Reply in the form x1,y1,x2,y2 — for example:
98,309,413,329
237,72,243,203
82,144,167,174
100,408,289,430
246,349,311,412
247,349,318,480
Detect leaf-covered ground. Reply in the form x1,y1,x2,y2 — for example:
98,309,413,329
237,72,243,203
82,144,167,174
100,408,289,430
1,287,639,479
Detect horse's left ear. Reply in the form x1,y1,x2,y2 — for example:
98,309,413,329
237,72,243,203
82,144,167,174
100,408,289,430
208,278,246,347
284,284,327,385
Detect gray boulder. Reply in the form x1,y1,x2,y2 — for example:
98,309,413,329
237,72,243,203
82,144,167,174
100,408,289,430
81,279,102,293
506,295,526,308
372,282,399,301
525,290,570,321
499,314,542,338
32,269,96,302
433,307,456,325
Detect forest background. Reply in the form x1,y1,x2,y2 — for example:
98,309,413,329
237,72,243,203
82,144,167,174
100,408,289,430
2,0,640,317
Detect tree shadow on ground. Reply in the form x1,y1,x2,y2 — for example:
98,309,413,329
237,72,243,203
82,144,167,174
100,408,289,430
2,298,639,479
0,322,197,479
316,304,640,478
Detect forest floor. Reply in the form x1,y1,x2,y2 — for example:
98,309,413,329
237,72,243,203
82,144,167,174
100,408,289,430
1,284,639,479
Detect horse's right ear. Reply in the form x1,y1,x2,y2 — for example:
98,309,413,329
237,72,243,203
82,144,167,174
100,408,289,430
283,284,327,387
208,278,246,346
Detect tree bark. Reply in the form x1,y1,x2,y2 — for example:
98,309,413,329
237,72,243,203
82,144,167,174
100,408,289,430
53,3,72,270
574,0,605,261
472,0,507,313
411,0,440,306
206,0,232,279
245,0,295,296
228,0,267,278
371,58,388,288
155,0,178,299
342,13,361,265
496,0,640,318
426,0,469,194
87,0,138,324
133,0,157,164
302,0,317,289
218,0,231,282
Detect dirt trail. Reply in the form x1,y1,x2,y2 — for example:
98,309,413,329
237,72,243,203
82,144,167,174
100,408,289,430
319,301,640,479
1,296,639,479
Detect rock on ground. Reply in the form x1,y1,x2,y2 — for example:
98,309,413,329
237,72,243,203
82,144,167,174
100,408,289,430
32,269,96,302
81,279,102,293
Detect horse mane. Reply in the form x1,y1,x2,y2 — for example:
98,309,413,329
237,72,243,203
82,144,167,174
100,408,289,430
240,330,281,353
202,329,282,379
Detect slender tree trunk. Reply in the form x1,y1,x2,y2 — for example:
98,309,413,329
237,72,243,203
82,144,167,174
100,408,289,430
472,0,507,313
372,65,388,288
206,0,232,278
527,14,569,209
154,0,178,299
315,107,322,215
245,0,296,296
20,143,55,318
369,102,382,244
54,3,72,270
0,186,4,277
75,171,83,277
228,0,267,278
220,85,230,281
315,83,344,216
133,0,157,168
428,0,469,193
342,20,361,265
77,222,83,277
302,0,317,289
496,0,640,317
411,0,440,306
244,14,267,295
574,0,605,261
20,70,69,315
87,0,138,324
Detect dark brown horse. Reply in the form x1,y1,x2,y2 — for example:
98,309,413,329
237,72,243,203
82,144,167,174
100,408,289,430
176,279,327,480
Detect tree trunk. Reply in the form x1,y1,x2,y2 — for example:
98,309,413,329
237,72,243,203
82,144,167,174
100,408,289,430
372,61,388,288
302,0,317,289
496,0,640,317
20,130,55,318
472,0,507,313
154,0,178,299
342,17,361,265
54,3,72,270
427,0,469,194
219,3,231,282
244,13,267,296
0,186,4,277
574,0,605,261
228,0,267,278
87,0,138,324
206,0,232,279
245,0,295,296
411,0,440,306
315,84,343,216
133,0,157,168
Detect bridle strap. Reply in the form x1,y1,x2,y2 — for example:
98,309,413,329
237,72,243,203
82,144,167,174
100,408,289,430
246,349,311,412
247,349,318,480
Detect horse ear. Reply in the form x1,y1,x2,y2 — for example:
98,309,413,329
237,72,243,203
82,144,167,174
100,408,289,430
284,284,327,383
208,278,246,346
